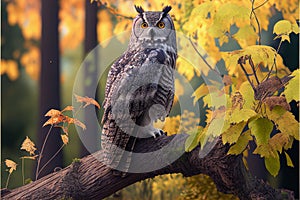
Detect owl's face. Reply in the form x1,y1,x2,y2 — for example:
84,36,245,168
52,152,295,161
129,6,176,51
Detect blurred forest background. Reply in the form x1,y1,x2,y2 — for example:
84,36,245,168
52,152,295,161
1,0,299,199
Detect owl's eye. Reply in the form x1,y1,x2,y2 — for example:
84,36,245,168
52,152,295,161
141,22,148,28
157,21,165,29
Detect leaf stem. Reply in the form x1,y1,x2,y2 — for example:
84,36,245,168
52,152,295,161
5,173,11,188
36,144,65,179
22,158,25,185
35,125,53,180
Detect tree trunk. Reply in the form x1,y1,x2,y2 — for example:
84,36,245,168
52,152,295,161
37,0,62,179
3,134,294,200
79,0,99,157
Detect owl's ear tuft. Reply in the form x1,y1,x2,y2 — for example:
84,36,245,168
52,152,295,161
162,6,172,18
134,5,144,15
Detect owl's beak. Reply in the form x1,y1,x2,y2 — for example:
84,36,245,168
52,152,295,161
148,28,155,40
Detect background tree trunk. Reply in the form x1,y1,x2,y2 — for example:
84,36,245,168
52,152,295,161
37,0,62,179
80,0,100,157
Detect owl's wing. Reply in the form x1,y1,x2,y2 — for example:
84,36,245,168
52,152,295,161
101,50,147,173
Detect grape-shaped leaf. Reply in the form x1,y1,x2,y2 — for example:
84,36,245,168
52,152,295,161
222,121,246,145
192,84,209,105
264,152,280,177
239,81,255,109
206,118,230,138
185,128,203,152
249,118,273,146
283,69,299,103
203,92,230,109
266,106,299,140
228,130,252,155
229,108,257,124
273,20,299,42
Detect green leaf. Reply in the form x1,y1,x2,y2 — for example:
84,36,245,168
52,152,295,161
266,106,299,140
222,121,246,145
249,118,273,146
284,152,294,167
264,153,280,177
228,130,252,155
185,128,203,152
239,81,255,109
283,69,299,103
230,108,257,124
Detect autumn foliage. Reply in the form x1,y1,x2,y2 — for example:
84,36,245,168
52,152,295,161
1,0,299,199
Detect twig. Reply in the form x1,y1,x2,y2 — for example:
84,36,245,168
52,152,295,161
35,125,53,180
188,37,222,77
238,57,256,91
248,55,260,84
265,39,283,80
250,0,262,45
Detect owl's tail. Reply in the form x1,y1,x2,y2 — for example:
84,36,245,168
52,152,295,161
101,124,137,177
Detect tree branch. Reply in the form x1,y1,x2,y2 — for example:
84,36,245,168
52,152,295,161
2,134,294,200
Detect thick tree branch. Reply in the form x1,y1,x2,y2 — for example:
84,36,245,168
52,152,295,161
2,134,294,200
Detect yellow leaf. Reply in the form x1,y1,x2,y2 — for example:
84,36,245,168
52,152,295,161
20,136,37,156
227,130,252,155
61,134,69,145
97,9,113,47
1,60,19,81
284,152,294,167
113,19,131,43
233,25,257,48
192,84,209,105
229,108,257,124
177,57,199,81
20,46,40,80
5,159,17,174
239,81,255,109
283,69,299,103
222,121,247,145
273,20,293,35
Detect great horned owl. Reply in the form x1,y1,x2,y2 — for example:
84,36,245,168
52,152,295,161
101,5,177,176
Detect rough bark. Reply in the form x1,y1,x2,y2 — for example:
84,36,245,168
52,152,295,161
2,134,294,200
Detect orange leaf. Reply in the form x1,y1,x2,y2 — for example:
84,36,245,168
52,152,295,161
74,94,101,109
61,134,69,145
44,109,61,117
62,106,74,112
43,115,66,127
74,119,87,130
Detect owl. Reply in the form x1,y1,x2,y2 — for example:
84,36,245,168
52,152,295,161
101,5,177,176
